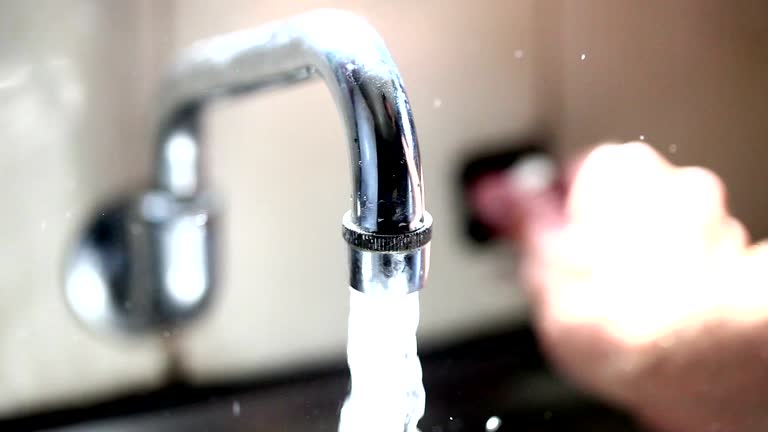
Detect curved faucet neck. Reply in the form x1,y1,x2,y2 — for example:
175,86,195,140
154,9,425,235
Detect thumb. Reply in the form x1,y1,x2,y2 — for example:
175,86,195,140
468,154,568,252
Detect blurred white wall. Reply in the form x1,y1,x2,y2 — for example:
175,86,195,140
0,0,172,416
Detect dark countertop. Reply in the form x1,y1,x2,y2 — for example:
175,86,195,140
3,325,643,432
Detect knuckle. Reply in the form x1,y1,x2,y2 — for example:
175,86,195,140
677,166,726,204
587,142,668,175
726,217,750,247
622,141,659,158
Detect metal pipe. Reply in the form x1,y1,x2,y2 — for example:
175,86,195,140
153,9,431,293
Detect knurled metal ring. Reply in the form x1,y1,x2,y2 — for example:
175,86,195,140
342,211,432,252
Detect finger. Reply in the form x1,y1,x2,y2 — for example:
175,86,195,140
722,217,750,251
567,142,673,225
468,155,566,248
671,166,728,226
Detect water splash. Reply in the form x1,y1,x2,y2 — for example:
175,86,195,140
485,415,502,431
339,288,425,432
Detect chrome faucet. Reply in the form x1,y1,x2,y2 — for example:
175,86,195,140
65,9,432,335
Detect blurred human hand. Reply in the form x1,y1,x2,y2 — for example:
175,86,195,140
471,142,768,432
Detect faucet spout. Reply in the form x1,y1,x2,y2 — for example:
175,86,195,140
64,10,432,337
155,9,431,293
157,10,425,230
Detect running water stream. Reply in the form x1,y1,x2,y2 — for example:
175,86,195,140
338,288,425,432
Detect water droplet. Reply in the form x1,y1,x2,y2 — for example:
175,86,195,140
358,161,362,166
580,53,587,61
669,144,678,154
514,49,524,59
449,416,454,421
432,98,442,109
232,400,241,416
485,416,502,431
639,135,645,141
